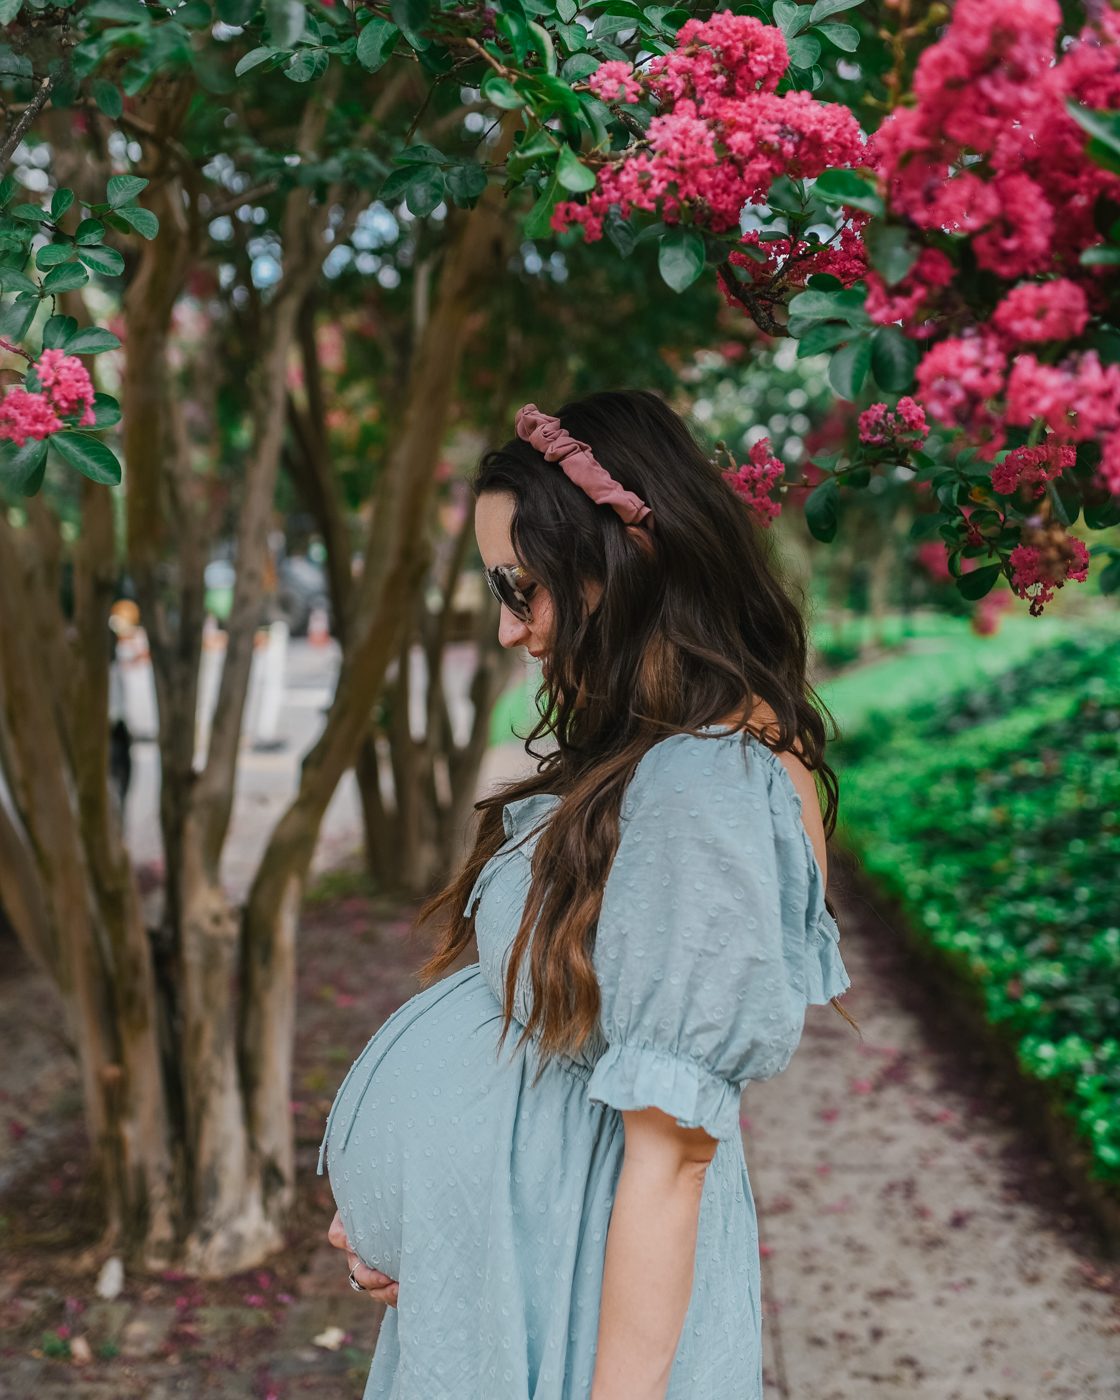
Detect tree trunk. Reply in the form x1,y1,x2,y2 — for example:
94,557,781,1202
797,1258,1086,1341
240,156,514,1209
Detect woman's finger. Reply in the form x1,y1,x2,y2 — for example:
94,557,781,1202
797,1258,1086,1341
347,1254,395,1291
365,1282,399,1308
327,1211,349,1251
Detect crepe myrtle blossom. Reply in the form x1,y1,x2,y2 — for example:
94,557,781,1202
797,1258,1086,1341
1009,527,1091,616
1005,351,1120,441
989,441,1075,498
553,14,864,242
914,333,1007,433
0,388,62,446
722,436,785,525
588,61,642,105
0,350,95,448
857,397,929,449
991,280,1090,346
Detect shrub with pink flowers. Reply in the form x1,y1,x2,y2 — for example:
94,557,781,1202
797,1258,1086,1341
721,436,786,525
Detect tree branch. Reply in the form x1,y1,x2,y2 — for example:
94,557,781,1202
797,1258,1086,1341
0,77,54,170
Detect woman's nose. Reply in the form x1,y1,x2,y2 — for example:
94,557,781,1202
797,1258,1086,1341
497,605,530,650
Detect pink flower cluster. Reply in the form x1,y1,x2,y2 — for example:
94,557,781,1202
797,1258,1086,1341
0,388,62,446
1005,351,1120,440
857,397,929,449
0,350,95,448
873,0,1120,281
991,280,1089,346
588,60,642,105
989,441,1075,497
1009,532,1090,616
914,332,1007,434
553,14,864,241
722,436,784,525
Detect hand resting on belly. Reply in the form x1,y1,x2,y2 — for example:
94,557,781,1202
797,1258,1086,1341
328,1209,399,1308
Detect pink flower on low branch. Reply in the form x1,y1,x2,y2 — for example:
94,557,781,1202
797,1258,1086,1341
0,387,62,446
1099,431,1120,495
728,221,867,296
858,396,929,449
36,348,96,425
914,333,1007,432
1009,529,1090,615
723,436,785,525
588,60,642,105
864,248,953,339
991,279,1090,346
989,441,1075,497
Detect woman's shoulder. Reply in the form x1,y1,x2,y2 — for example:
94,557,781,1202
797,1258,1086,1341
624,729,781,811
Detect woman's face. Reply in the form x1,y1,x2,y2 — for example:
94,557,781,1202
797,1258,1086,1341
475,490,556,662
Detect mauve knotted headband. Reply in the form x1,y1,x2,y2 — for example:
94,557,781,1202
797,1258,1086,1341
514,404,653,528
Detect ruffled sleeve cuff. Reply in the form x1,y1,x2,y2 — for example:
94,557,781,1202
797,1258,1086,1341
806,909,851,1006
586,1043,742,1140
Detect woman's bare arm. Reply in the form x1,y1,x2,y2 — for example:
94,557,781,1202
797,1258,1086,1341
590,1108,718,1400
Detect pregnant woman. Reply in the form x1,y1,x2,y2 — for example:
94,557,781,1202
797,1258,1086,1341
321,389,850,1400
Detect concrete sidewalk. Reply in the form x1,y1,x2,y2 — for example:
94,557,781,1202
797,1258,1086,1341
746,894,1119,1398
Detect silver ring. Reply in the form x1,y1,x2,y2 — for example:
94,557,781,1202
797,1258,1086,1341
349,1265,366,1292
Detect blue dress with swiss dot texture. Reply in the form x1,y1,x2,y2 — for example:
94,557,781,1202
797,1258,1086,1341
321,732,849,1399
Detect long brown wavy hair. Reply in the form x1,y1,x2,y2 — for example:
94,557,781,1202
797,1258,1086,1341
420,390,839,1059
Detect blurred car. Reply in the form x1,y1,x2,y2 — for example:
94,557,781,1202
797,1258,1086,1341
277,554,332,637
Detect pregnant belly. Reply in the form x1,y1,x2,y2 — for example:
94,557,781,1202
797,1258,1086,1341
322,965,531,1280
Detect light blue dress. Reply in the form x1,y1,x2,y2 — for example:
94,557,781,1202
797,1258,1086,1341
321,732,849,1400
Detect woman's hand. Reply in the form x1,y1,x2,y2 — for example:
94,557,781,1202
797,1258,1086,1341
327,1210,399,1307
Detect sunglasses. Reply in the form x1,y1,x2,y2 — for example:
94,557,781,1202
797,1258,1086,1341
484,563,534,623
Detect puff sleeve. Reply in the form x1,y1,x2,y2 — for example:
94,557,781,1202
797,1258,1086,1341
585,733,849,1140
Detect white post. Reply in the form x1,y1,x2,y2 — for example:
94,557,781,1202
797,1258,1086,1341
254,620,289,750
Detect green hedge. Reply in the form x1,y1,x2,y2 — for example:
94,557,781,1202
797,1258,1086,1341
836,636,1120,1180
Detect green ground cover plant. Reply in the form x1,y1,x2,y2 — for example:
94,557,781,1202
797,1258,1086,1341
837,635,1120,1180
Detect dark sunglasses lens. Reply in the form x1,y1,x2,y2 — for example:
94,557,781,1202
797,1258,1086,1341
487,568,530,620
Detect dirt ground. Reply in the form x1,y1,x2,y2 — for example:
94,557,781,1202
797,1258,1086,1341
1,874,1118,1399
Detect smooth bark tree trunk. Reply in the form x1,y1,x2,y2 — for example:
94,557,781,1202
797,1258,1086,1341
240,156,514,1208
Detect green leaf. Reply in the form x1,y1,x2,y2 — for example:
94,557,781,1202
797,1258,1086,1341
106,174,149,209
786,285,868,326
391,0,430,49
804,477,839,543
0,294,36,342
2,438,48,498
92,78,124,117
524,167,562,239
235,46,278,76
10,205,48,223
786,33,821,68
865,220,917,286
404,166,445,218
813,167,884,217
0,267,38,294
1066,101,1120,158
36,244,76,269
396,143,446,165
42,263,90,293
1100,558,1120,594
795,322,851,358
0,52,33,78
74,218,106,246
356,19,399,71
115,204,159,240
508,128,559,181
78,245,126,277
773,1,810,36
829,336,871,398
446,162,488,206
869,324,918,392
0,0,24,23
910,512,949,541
556,144,596,193
286,49,329,82
481,72,525,109
604,207,635,257
0,176,15,207
50,189,75,222
265,0,306,48
50,431,122,486
84,0,149,22
813,21,858,50
561,53,599,80
658,228,705,292
529,21,557,74
808,0,861,20
1085,497,1120,530
557,0,576,19
90,392,122,427
1080,245,1120,266
66,327,122,354
956,563,1003,601
42,315,78,349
